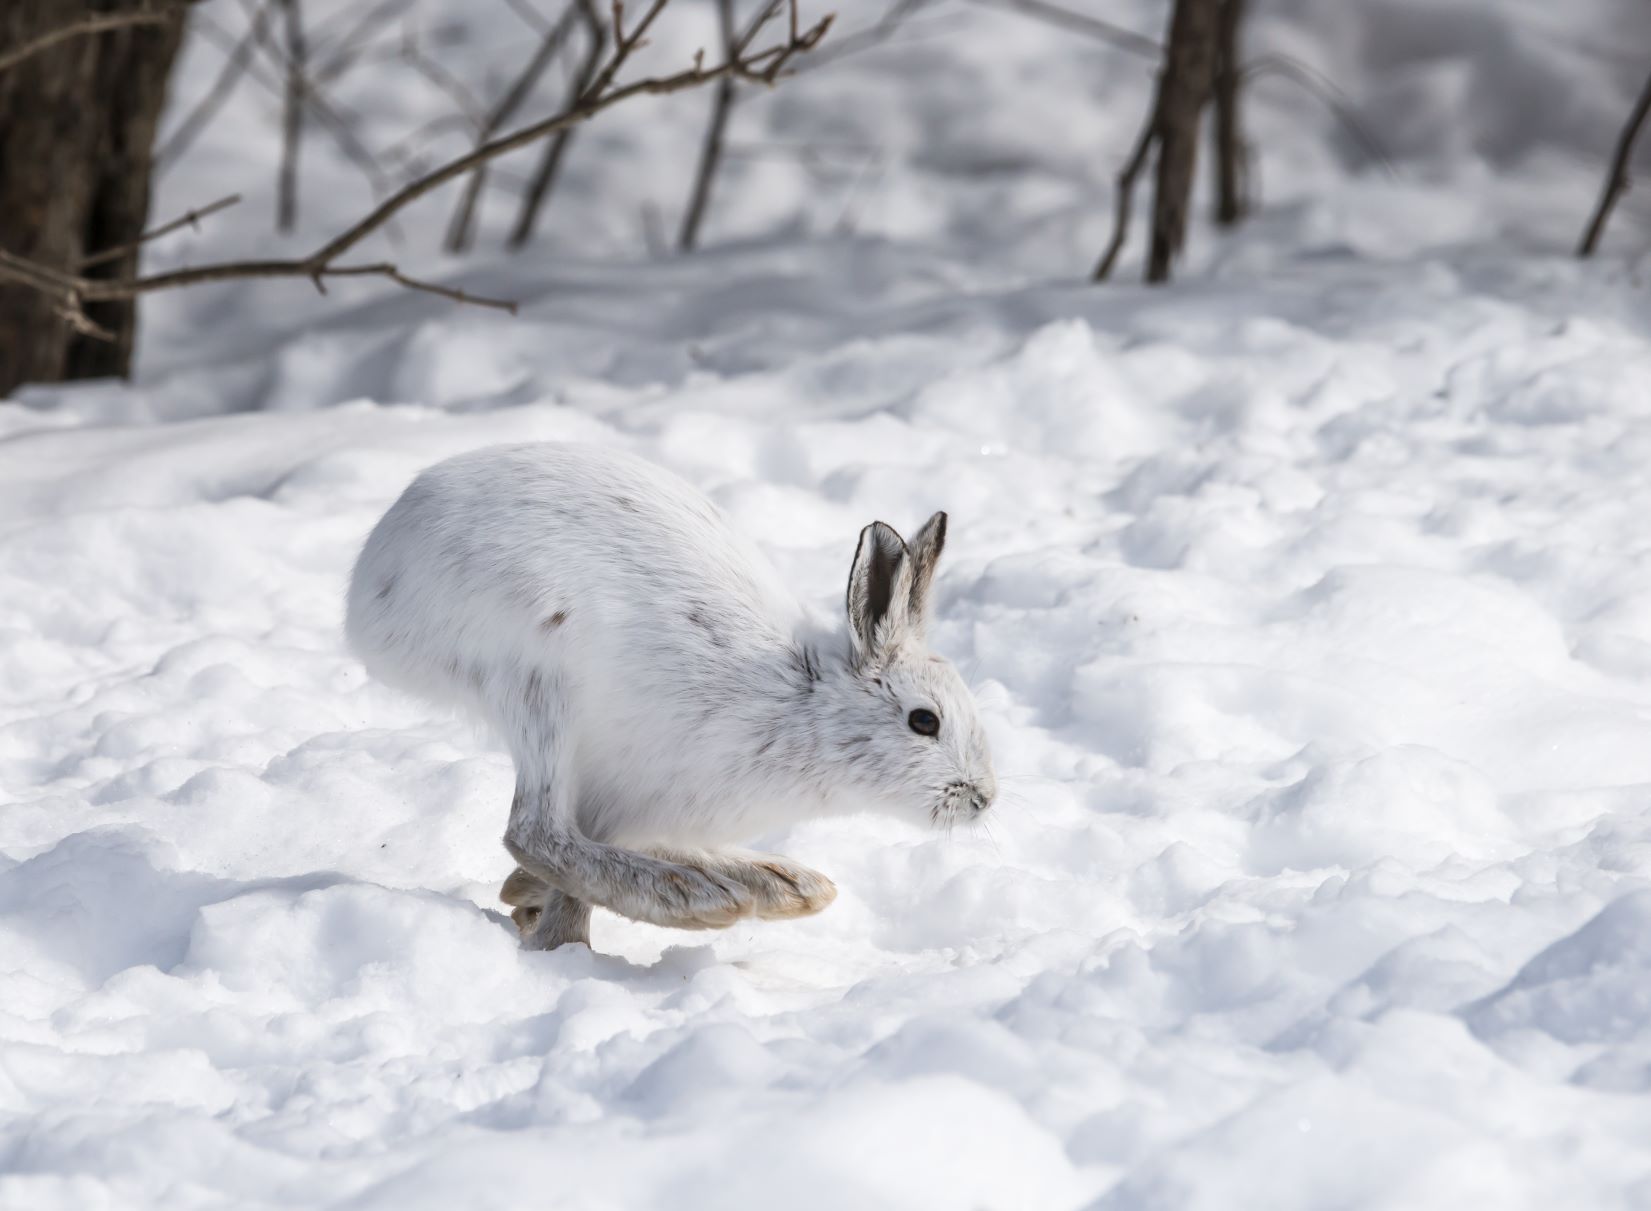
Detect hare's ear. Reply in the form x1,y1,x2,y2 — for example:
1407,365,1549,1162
904,511,947,636
847,521,914,665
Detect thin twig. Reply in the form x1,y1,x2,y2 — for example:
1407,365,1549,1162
311,0,417,81
580,0,673,102
731,0,783,55
965,0,1158,59
446,0,584,252
1579,65,1651,256
678,0,739,250
194,4,394,203
507,0,608,248
156,0,275,169
276,0,307,231
499,0,558,38
971,0,1387,187
0,7,181,76
317,263,519,310
229,4,400,207
380,113,479,170
397,21,490,130
1241,54,1393,177
77,195,243,269
1092,102,1156,281
0,2,835,328
790,0,934,73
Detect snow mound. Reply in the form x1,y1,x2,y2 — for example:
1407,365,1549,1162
7,0,1651,1205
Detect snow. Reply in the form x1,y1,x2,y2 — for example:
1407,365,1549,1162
5,0,1651,1206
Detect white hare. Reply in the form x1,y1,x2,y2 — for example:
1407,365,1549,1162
345,442,996,949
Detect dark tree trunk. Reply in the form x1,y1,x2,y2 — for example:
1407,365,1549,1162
0,1,184,397
275,0,305,233
1210,0,1246,226
1146,0,1219,283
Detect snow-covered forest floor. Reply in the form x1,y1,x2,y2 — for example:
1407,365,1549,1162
5,1,1651,1207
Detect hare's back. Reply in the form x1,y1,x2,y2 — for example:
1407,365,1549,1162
346,443,801,701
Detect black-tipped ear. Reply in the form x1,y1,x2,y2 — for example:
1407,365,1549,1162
905,511,947,630
847,520,911,663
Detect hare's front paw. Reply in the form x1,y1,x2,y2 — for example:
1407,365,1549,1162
640,863,754,930
728,855,837,920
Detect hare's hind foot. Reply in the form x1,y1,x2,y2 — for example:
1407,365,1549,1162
501,866,545,909
500,869,592,949
651,849,837,921
525,890,591,950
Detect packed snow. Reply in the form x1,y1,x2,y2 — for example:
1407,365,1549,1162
5,0,1651,1207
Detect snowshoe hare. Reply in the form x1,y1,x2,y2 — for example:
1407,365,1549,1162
346,443,996,950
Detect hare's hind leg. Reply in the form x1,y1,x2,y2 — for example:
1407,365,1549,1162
526,889,591,949
500,865,545,914
649,848,837,921
499,867,590,949
501,673,754,934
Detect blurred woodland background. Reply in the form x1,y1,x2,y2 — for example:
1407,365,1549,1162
1,0,1648,399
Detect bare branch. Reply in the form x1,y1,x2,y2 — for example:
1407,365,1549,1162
790,0,935,74
499,0,558,39
678,0,739,250
312,0,417,81
276,0,308,231
1241,54,1393,178
226,5,401,208
1579,67,1651,256
1092,103,1156,281
397,22,490,130
445,0,584,251
157,0,275,169
732,0,784,56
731,0,830,82
581,0,672,102
54,296,117,343
77,195,243,270
311,0,826,266
380,113,480,170
975,0,1387,192
507,0,609,247
317,263,518,311
965,0,1159,59
0,6,181,76
0,1,835,318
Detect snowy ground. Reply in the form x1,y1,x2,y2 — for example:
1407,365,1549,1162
6,0,1651,1207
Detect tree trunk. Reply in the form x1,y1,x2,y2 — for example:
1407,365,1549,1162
0,1,184,397
1210,0,1246,226
1146,0,1219,283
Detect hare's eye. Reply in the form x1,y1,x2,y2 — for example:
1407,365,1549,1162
908,708,940,737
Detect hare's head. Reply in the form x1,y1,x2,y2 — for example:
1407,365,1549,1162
816,512,996,829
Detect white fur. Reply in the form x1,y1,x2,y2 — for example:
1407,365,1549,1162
345,442,995,945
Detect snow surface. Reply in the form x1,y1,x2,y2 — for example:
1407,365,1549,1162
5,0,1651,1207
